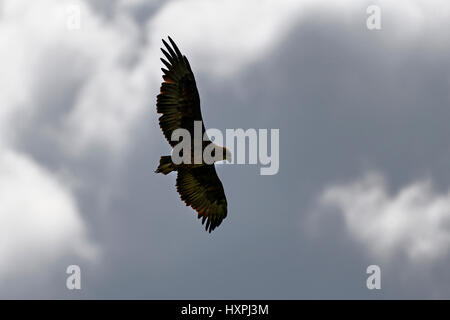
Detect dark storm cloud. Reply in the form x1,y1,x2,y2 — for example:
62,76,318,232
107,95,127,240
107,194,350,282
2,0,450,299
78,5,450,298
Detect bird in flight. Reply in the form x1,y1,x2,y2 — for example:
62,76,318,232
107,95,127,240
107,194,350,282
155,37,231,233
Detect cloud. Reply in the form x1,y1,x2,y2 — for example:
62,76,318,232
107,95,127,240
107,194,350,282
0,0,105,281
0,0,153,279
312,172,450,263
145,0,311,77
0,0,151,155
1,0,450,298
0,149,97,278
59,2,148,154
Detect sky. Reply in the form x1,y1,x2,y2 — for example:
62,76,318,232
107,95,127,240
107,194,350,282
0,0,450,299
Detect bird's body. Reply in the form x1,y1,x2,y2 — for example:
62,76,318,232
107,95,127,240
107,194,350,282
155,37,230,233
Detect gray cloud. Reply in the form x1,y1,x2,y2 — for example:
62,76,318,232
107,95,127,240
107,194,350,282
1,0,450,299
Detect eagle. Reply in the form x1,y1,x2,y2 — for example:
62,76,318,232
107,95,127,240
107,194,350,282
155,37,231,233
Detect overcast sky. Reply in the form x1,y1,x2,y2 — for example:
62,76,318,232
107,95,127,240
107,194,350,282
1,0,450,299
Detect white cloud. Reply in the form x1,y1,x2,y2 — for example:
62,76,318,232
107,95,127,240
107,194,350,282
146,0,309,77
0,0,163,283
0,0,111,280
0,0,150,154
60,2,149,154
1,0,449,297
2,0,446,152
312,172,450,263
0,0,313,285
0,149,97,278
143,0,450,82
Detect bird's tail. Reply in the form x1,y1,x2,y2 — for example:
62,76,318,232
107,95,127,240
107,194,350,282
155,156,176,175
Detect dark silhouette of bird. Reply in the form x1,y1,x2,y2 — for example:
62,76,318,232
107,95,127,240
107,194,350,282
155,37,231,233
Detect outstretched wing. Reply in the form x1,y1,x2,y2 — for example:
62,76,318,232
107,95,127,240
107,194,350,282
157,37,206,147
176,166,227,232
